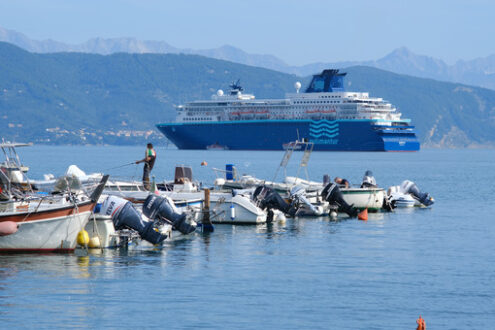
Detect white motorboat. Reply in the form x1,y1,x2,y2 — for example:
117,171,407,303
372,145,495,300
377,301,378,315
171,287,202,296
340,187,386,211
163,190,268,224
215,142,387,215
387,180,434,208
102,166,269,224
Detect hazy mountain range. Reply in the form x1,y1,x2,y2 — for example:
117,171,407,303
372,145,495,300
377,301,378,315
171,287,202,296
2,26,495,90
1,42,495,148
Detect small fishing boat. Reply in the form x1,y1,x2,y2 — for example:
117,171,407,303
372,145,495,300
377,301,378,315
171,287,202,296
0,183,106,252
0,142,108,252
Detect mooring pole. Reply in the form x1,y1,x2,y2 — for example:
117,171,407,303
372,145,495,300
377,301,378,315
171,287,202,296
201,188,214,232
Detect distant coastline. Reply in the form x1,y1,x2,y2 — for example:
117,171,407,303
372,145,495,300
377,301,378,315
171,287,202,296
2,42,495,148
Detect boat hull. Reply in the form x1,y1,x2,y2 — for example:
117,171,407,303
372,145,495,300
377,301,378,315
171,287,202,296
0,203,94,252
160,191,267,224
157,119,420,151
341,188,385,211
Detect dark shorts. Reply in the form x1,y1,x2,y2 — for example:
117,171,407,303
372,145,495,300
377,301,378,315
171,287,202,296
143,163,151,182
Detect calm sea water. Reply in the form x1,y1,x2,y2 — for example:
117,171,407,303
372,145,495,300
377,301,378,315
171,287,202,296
1,146,494,329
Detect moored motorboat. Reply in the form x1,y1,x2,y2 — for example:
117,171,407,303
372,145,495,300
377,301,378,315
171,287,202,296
103,166,269,224
0,142,109,252
340,187,386,211
387,180,434,208
0,176,108,252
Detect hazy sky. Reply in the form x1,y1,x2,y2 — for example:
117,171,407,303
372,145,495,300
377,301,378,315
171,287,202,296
0,0,493,65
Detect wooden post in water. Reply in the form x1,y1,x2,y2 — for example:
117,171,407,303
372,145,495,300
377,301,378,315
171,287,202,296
201,188,214,232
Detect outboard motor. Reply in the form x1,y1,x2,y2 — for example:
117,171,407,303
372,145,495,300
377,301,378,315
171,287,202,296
290,185,319,216
253,186,298,217
361,170,377,188
321,182,358,217
142,194,196,234
382,195,396,211
400,180,434,206
101,196,168,245
323,174,331,186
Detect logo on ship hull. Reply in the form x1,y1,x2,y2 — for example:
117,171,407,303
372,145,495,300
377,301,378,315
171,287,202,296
309,120,339,145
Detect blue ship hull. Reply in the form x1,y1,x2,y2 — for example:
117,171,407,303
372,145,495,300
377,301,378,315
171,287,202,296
156,119,420,151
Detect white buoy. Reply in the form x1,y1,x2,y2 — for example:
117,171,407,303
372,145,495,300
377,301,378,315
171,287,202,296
330,211,338,219
230,204,235,220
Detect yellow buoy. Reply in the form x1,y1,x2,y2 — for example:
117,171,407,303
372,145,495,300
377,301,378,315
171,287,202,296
77,229,90,246
88,236,101,249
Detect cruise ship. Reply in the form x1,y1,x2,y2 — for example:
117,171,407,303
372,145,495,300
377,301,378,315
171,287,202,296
156,69,420,151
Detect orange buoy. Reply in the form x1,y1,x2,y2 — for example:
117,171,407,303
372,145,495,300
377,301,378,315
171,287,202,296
357,208,368,221
201,161,208,166
416,315,426,330
0,221,19,236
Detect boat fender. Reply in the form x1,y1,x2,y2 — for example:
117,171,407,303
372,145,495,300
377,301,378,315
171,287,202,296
230,204,235,220
88,236,101,248
94,203,102,213
0,221,19,236
275,211,286,223
77,229,90,246
358,208,368,221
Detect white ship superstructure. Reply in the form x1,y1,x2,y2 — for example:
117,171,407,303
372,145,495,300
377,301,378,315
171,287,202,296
177,71,405,126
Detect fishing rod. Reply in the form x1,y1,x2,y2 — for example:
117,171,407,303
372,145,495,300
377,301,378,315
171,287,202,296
103,162,137,171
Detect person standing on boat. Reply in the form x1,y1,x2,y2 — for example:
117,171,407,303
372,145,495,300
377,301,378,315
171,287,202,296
334,177,350,188
135,143,156,190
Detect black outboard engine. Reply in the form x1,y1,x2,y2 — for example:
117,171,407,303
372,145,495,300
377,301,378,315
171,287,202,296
361,170,377,188
401,180,434,206
112,202,168,245
142,194,196,234
323,174,331,186
290,185,320,216
321,182,358,217
253,186,298,217
382,196,396,211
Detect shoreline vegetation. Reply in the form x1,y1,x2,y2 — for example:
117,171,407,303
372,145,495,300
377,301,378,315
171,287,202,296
2,42,495,148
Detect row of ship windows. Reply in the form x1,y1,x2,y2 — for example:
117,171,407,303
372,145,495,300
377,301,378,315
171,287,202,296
184,117,213,121
184,108,358,116
294,101,341,104
186,103,352,111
